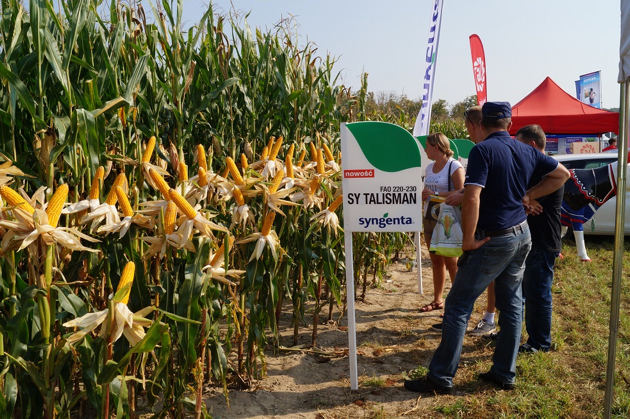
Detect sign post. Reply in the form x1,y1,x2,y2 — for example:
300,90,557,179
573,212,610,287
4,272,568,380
341,121,424,389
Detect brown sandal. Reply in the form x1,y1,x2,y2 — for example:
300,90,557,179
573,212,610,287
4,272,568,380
420,301,444,312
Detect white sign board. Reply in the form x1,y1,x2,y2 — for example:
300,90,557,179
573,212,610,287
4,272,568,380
341,122,424,231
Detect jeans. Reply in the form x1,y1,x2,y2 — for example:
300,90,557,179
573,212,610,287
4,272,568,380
523,246,558,351
427,226,532,387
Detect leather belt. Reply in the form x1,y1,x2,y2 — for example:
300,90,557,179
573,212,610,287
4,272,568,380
476,219,528,238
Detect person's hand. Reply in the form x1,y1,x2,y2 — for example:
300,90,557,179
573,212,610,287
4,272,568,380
525,199,543,216
462,237,490,251
445,192,464,206
422,187,432,201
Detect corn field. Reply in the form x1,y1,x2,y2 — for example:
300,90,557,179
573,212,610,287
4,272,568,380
0,0,419,417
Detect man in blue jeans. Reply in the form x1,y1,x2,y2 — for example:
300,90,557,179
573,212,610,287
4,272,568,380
404,102,570,394
515,125,563,354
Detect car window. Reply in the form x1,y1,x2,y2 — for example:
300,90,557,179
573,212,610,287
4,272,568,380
560,159,615,170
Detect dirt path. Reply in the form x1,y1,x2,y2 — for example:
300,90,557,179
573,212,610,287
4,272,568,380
204,247,493,418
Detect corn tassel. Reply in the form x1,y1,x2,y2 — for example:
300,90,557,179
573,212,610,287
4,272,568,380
316,148,325,174
179,161,188,182
323,143,334,162
115,186,134,217
310,142,318,162
210,236,235,266
142,136,156,163
105,173,128,206
328,195,343,212
116,261,135,305
240,153,248,171
226,157,244,185
164,201,177,235
233,187,245,206
261,211,276,236
261,146,269,160
170,189,197,220
197,144,207,172
285,154,294,179
297,149,306,168
198,168,208,187
0,186,35,214
46,184,68,228
89,166,105,200
268,170,284,194
149,169,171,200
269,136,283,161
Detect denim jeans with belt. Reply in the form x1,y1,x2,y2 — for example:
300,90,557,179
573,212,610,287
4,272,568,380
523,246,558,351
427,225,532,388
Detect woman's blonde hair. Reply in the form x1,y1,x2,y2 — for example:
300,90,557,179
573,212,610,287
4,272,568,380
426,132,454,157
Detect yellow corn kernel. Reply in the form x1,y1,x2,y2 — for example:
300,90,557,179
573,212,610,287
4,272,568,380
269,136,283,161
46,184,68,228
149,169,171,200
178,161,188,182
226,157,244,185
285,154,294,179
197,144,207,172
261,146,269,160
286,143,295,161
261,211,276,236
142,136,156,163
115,186,134,217
240,153,248,171
164,201,177,235
266,136,275,153
268,170,284,194
322,143,334,162
170,188,197,220
210,236,235,266
309,177,320,194
316,148,325,175
297,149,306,168
116,261,135,305
220,166,229,178
198,168,208,187
310,142,318,162
89,166,105,200
233,187,245,206
328,195,343,212
105,173,128,206
0,186,35,214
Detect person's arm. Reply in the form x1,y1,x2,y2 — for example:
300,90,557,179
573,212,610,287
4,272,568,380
442,167,465,198
523,163,570,205
461,185,490,251
444,188,464,205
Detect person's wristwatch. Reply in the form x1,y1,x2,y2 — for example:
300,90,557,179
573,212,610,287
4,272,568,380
435,191,440,196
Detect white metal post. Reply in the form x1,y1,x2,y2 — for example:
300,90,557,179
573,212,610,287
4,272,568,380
344,231,359,390
415,232,423,294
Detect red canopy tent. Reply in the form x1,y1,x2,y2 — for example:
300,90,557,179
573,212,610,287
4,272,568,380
509,77,619,135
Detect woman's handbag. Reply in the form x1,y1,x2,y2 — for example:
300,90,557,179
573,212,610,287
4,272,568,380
429,203,463,257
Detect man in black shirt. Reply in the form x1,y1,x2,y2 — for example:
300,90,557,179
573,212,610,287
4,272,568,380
516,125,563,353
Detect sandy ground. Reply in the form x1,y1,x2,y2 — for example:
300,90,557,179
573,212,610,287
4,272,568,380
202,246,495,419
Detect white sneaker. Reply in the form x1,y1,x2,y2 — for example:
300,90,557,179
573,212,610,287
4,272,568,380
470,319,496,336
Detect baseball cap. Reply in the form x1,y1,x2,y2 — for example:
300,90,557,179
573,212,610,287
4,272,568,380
482,101,512,119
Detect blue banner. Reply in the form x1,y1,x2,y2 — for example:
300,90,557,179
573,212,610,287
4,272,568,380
577,71,601,109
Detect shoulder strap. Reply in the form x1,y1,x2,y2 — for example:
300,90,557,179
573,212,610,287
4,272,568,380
447,160,453,191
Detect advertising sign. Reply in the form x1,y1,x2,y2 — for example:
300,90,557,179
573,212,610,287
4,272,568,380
577,71,601,108
341,122,423,232
469,34,487,105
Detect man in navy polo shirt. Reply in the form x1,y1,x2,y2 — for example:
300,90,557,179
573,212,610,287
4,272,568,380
405,102,570,394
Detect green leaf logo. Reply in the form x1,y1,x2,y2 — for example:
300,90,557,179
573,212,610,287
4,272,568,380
347,122,421,172
383,213,389,218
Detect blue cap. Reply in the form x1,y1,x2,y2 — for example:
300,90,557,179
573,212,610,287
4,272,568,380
482,101,512,119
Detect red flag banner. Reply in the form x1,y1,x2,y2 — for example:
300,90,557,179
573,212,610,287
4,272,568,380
469,34,487,105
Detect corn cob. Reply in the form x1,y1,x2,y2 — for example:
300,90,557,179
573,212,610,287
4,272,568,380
240,153,248,171
105,173,128,206
286,143,295,161
310,142,318,162
198,168,208,187
220,166,229,178
164,201,178,235
297,149,306,168
197,144,207,172
261,211,276,236
261,146,269,160
46,184,68,228
226,157,244,185
178,161,188,182
268,170,284,194
233,187,245,206
322,143,334,162
266,136,275,153
149,169,171,200
285,153,294,179
170,188,197,220
309,177,320,194
115,186,134,217
268,136,283,161
210,236,235,266
116,261,135,305
328,195,343,212
0,185,35,214
142,136,156,163
89,166,105,200
316,148,325,175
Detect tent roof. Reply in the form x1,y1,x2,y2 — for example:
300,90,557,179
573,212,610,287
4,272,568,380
508,77,619,135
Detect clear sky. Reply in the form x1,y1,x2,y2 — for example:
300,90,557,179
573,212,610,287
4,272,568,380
181,0,622,109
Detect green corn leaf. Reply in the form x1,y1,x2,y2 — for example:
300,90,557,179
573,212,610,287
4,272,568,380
124,55,149,103
62,0,89,71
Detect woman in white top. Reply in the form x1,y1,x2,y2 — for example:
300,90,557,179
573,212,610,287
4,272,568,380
420,133,465,313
